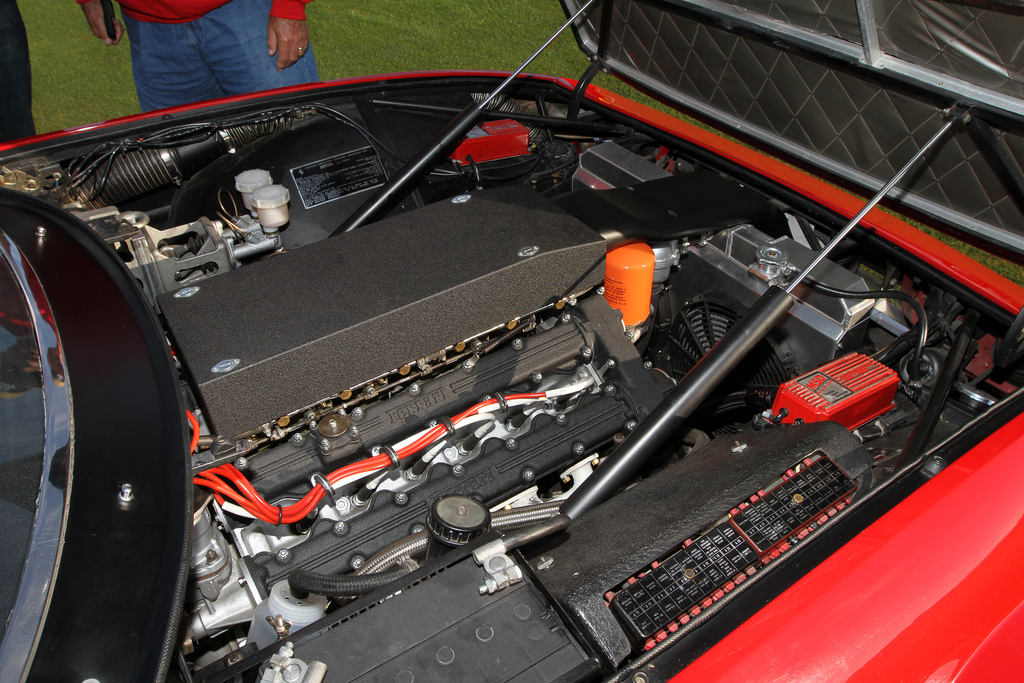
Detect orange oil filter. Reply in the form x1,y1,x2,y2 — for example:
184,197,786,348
603,242,655,326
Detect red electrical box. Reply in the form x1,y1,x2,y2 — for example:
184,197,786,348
772,353,899,429
449,119,530,165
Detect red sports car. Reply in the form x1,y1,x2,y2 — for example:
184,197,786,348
2,1,1024,681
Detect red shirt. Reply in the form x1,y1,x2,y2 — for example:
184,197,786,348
77,0,313,23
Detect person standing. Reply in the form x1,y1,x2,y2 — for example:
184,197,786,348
77,0,319,112
0,0,36,142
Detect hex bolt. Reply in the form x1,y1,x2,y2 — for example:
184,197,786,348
512,338,524,351
603,383,617,396
505,438,519,451
522,467,536,482
206,549,219,562
119,483,134,503
559,312,571,324
580,346,593,359
452,464,465,476
333,521,348,536
556,414,568,426
350,555,365,571
234,456,248,469
625,419,638,431
319,438,332,452
290,432,304,446
408,382,421,396
529,372,543,384
351,406,364,421
644,361,654,370
572,441,586,455
276,549,291,564
394,492,409,506
348,425,359,438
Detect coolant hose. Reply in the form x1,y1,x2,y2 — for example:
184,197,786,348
288,563,411,599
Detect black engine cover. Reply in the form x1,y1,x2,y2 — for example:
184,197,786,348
160,186,605,438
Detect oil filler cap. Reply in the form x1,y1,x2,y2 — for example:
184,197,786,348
427,496,491,555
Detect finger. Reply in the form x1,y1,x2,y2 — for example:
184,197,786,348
267,23,279,57
111,20,124,45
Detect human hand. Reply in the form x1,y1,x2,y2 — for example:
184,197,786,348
79,0,124,45
267,17,310,72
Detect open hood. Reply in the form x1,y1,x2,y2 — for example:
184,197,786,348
560,0,1024,257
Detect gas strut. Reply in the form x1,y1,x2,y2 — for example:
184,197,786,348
332,0,598,236
561,114,960,520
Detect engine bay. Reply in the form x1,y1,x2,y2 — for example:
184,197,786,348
3,77,1020,682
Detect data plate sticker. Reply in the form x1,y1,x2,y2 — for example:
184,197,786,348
289,147,386,209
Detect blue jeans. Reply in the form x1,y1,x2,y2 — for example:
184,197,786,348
122,0,319,112
0,0,35,141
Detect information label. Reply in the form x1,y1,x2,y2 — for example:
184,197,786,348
289,147,387,209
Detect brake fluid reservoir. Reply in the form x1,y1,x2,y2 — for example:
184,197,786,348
245,579,327,650
234,169,272,214
250,184,291,231
604,242,655,326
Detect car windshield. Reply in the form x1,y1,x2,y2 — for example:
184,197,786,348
0,253,48,644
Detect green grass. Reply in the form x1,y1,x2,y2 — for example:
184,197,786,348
22,0,599,133
20,1,1024,285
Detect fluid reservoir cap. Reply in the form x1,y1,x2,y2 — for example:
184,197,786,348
234,168,272,193
251,184,290,209
427,495,491,548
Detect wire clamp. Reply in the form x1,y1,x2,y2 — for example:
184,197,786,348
310,472,338,507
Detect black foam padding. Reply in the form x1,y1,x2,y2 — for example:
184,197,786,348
535,422,871,666
553,171,788,242
159,186,605,438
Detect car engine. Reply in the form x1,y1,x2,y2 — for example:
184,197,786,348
1,82,1015,682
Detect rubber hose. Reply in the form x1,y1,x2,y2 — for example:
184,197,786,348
804,280,928,384
288,563,411,599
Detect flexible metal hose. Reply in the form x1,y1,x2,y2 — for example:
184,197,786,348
356,500,565,575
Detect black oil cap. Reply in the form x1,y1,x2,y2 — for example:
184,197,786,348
426,496,491,558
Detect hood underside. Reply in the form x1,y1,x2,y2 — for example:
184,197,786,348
561,0,1024,257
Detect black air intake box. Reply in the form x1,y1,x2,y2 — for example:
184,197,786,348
159,186,605,437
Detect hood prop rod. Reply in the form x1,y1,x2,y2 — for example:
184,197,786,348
333,0,597,236
562,113,958,520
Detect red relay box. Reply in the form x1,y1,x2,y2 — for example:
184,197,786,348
771,353,899,429
449,119,530,165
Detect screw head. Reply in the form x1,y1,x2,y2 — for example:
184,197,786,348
34,226,46,237
512,338,524,350
234,456,248,469
452,463,465,476
408,382,421,395
559,312,571,324
572,441,586,455
603,383,617,396
206,549,218,562
625,419,638,431
333,521,348,535
350,555,365,570
290,432,304,445
351,407,364,420
506,438,519,451
580,346,593,359
348,425,359,438
118,483,134,503
529,372,543,384
522,467,536,482
556,414,568,426
276,549,291,563
394,492,409,505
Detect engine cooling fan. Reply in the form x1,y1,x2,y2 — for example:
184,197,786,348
654,297,797,394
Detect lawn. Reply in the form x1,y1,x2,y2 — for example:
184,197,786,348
22,0,596,134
